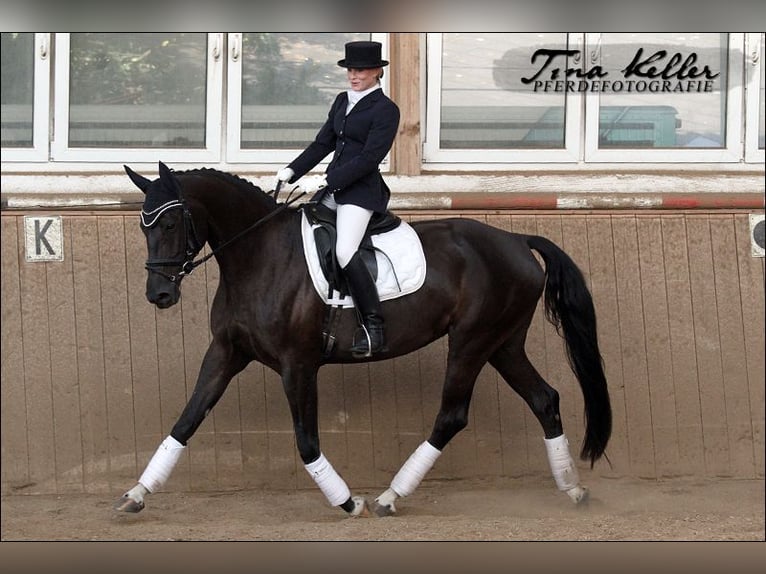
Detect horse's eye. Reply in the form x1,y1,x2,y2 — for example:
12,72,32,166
164,222,176,231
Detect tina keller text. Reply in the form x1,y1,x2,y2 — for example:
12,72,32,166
521,48,719,93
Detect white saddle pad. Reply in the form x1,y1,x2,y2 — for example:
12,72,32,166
300,211,427,308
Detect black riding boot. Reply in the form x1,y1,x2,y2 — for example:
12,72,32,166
342,251,387,358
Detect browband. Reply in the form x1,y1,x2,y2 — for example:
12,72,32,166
141,200,183,228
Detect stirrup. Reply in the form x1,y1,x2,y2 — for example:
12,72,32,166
350,323,386,358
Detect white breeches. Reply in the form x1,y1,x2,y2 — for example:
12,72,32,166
321,193,373,268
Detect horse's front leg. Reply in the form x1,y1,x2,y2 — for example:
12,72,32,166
281,364,368,517
114,338,248,513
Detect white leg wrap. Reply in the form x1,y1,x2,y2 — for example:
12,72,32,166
138,435,186,493
304,453,351,507
390,441,442,497
544,434,581,491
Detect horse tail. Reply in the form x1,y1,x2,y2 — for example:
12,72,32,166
526,235,612,467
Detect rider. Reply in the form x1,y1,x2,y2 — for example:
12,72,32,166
274,40,400,358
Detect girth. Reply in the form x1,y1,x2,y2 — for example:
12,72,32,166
302,202,401,298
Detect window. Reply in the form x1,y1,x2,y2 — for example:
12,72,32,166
745,32,765,163
425,33,755,167
424,33,582,164
51,33,223,162
226,32,388,165
584,33,743,162
1,33,50,162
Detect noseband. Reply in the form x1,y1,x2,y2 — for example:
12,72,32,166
141,199,203,284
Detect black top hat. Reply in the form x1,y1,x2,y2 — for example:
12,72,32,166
337,41,389,69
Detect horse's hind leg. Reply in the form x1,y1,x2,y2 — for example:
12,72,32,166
374,341,487,516
281,364,367,517
489,338,588,505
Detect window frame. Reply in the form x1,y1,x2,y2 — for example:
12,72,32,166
745,32,765,164
422,32,584,166
225,32,390,169
50,33,224,163
1,33,51,162
583,32,745,163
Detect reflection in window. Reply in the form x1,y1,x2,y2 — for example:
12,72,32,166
597,33,728,149
759,33,765,149
439,33,569,149
1,33,34,148
68,33,207,148
239,33,370,149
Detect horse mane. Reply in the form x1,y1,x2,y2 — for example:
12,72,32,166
176,167,278,209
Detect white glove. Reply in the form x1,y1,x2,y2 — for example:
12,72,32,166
299,174,328,194
273,167,294,189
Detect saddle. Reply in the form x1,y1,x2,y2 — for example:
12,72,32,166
302,202,401,298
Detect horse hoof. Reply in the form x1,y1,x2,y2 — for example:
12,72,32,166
566,485,589,506
348,496,370,517
372,501,396,517
114,495,145,513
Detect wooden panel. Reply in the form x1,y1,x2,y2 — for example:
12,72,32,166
46,217,84,492
734,214,765,478
368,357,399,486
661,216,706,476
19,220,56,494
98,217,137,490
71,217,110,493
238,360,270,489
636,216,681,477
1,217,29,492
710,216,755,477
612,216,656,477
686,216,729,476
341,362,375,488
586,216,630,476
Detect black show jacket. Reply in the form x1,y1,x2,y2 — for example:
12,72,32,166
287,88,400,214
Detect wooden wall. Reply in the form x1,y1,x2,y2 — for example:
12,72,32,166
1,210,763,496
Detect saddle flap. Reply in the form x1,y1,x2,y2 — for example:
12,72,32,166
301,209,426,309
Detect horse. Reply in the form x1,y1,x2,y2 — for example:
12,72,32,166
115,161,611,517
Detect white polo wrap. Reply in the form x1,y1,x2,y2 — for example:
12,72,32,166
544,434,581,491
139,435,186,493
391,441,442,497
304,453,351,507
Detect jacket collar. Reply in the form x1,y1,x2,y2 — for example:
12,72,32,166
345,87,383,116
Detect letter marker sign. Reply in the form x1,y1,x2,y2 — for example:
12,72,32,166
24,216,64,262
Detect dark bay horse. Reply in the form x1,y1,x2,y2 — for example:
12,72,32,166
116,161,611,517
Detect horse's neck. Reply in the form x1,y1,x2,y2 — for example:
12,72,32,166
195,187,276,248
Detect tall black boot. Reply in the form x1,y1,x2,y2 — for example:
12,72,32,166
342,251,387,358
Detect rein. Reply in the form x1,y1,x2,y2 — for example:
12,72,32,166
144,184,306,284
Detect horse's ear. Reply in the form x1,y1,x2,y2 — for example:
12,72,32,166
124,165,151,193
158,161,182,193
158,161,174,182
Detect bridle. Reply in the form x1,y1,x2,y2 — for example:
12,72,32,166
141,183,306,285
141,197,204,284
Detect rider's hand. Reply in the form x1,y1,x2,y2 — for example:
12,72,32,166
299,174,328,194
273,167,294,189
